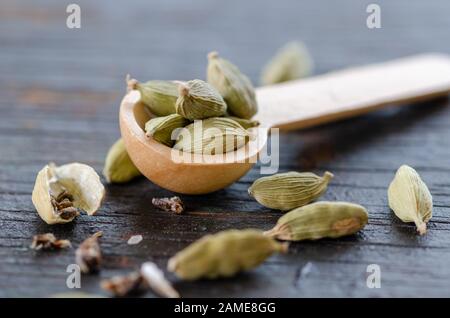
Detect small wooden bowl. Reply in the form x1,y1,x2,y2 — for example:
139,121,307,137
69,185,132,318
119,90,266,194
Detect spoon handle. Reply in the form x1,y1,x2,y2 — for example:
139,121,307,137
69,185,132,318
255,53,450,130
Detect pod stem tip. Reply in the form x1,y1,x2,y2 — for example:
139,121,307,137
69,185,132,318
178,83,189,97
416,222,427,236
208,51,219,60
126,74,139,92
324,171,334,181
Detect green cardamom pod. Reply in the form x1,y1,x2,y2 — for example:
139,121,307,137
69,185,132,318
207,52,258,119
145,114,189,147
248,171,333,210
260,41,313,85
173,117,250,155
225,116,260,129
167,229,288,280
265,201,368,241
388,165,432,235
127,75,177,116
103,138,141,183
175,79,227,120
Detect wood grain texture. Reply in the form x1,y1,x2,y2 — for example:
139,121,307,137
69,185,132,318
1,0,450,297
257,54,450,129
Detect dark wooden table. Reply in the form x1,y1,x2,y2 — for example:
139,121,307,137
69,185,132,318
1,0,450,297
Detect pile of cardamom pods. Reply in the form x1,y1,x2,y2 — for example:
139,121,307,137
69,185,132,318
133,52,258,156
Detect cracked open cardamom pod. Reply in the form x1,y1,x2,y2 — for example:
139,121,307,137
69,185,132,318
264,201,368,241
145,114,189,147
32,162,105,224
103,138,141,183
127,75,178,116
207,52,258,119
175,79,227,120
388,165,432,235
167,229,288,280
173,117,250,155
260,41,314,85
248,171,334,210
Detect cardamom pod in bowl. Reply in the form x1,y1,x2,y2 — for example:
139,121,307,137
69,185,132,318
175,79,227,120
264,201,368,241
126,75,178,116
248,171,333,210
173,117,251,155
388,165,432,235
207,51,258,119
145,114,189,147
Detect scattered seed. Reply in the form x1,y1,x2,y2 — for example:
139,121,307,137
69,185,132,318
300,262,314,278
50,190,80,220
101,271,148,297
75,231,103,274
30,233,71,250
141,262,180,298
58,206,80,220
55,198,73,209
127,235,143,245
152,196,184,214
56,190,73,202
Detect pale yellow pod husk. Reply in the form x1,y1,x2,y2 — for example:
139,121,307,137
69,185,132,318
167,229,288,281
32,162,105,224
260,41,314,85
175,79,227,120
127,75,178,116
145,114,189,147
103,138,141,183
173,117,250,155
264,201,368,241
248,171,334,210
141,262,180,298
388,165,432,235
207,52,258,119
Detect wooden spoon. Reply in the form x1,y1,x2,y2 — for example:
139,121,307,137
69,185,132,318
120,53,450,194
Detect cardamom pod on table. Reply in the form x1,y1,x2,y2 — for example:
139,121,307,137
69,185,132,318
388,165,432,235
248,171,334,210
145,114,189,147
264,201,368,241
127,75,178,116
173,117,250,155
103,138,141,183
32,162,105,224
207,51,258,119
260,41,313,85
175,79,227,120
167,229,288,280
